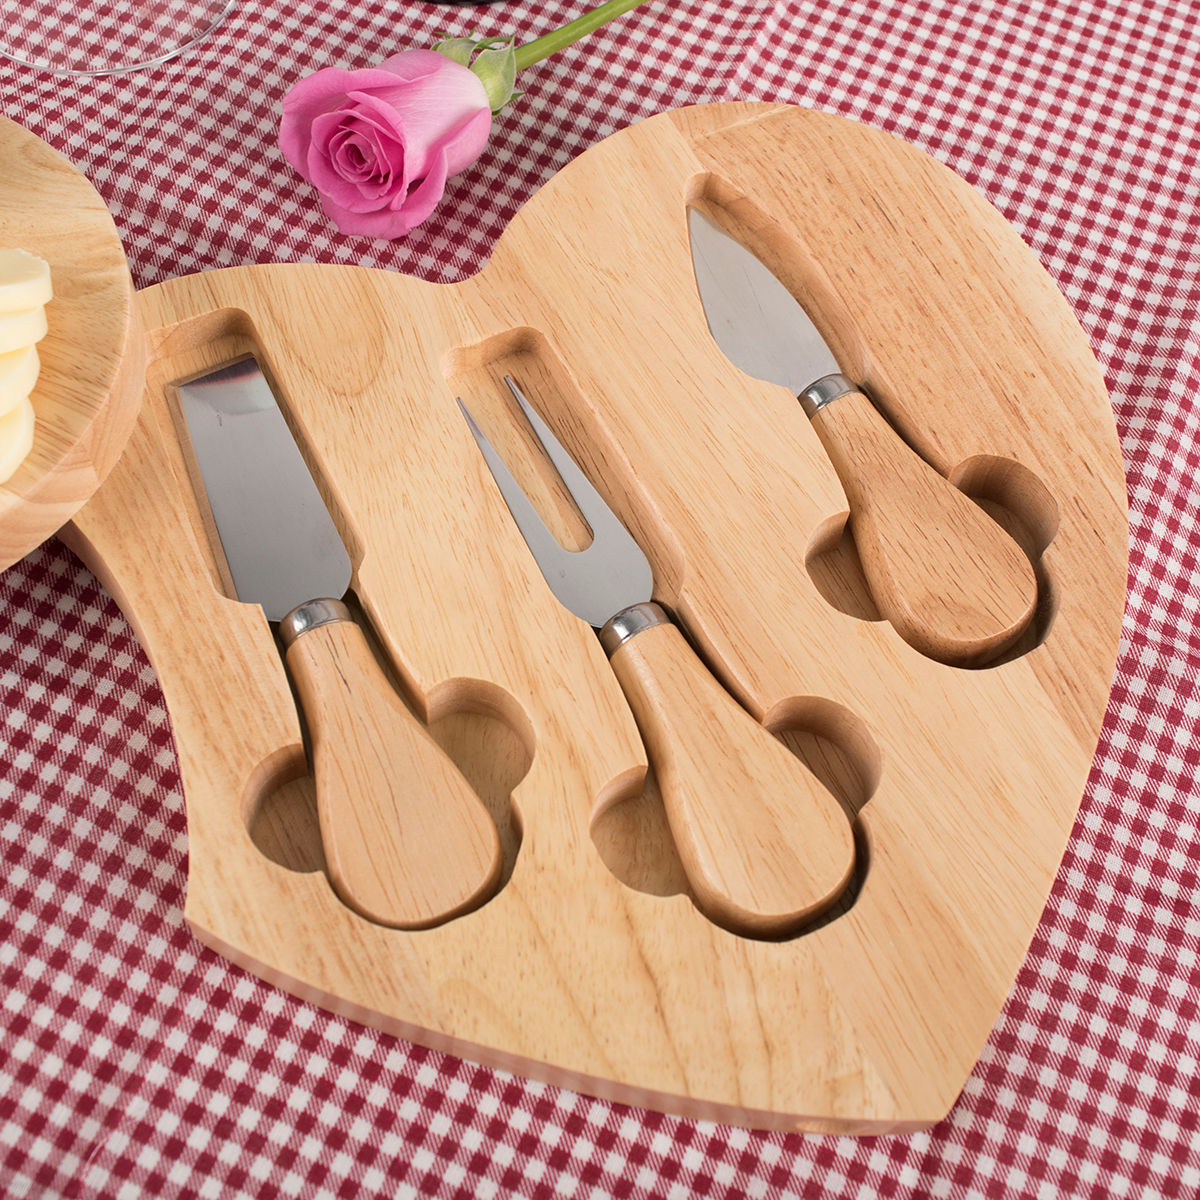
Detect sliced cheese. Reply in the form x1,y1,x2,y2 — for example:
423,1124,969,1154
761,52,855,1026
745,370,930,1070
0,305,48,355
0,249,53,312
0,345,39,416
0,395,34,485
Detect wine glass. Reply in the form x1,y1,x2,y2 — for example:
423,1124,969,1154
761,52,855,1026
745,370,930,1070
0,0,236,76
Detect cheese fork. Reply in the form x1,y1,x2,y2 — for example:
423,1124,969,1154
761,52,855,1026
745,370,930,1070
458,376,854,936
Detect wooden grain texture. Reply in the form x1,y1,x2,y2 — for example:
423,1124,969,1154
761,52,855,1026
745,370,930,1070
64,102,1127,1132
609,618,855,935
812,386,1038,664
286,617,503,928
0,116,143,568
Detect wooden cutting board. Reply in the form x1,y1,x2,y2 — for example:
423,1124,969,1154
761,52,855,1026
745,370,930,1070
0,115,144,570
62,102,1128,1133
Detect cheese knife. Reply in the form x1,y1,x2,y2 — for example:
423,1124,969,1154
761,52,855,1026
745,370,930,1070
688,208,1037,666
175,357,501,928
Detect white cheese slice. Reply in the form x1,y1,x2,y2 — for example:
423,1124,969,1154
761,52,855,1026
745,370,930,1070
0,305,48,355
0,249,53,313
0,345,39,416
0,396,35,485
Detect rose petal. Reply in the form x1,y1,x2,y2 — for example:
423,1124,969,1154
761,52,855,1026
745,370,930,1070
279,65,429,181
386,106,492,231
374,48,454,83
317,191,426,238
435,105,492,180
305,103,409,213
355,67,491,183
329,129,393,198
328,118,399,192
388,144,451,228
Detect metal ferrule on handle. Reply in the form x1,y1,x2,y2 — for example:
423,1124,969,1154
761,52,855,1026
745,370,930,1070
278,597,352,647
798,373,856,418
599,601,671,656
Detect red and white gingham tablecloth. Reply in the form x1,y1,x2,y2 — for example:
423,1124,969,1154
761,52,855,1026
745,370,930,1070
3,1,1199,1196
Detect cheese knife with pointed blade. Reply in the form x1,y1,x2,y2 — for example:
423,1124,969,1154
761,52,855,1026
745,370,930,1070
688,208,1037,666
175,357,500,928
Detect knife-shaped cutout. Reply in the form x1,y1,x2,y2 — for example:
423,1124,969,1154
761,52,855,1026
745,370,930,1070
175,357,501,928
688,207,1039,667
459,376,854,938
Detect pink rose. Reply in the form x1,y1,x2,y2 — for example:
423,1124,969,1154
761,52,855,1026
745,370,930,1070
279,48,493,239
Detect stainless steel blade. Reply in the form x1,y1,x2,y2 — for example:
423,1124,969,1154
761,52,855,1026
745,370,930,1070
175,358,351,621
688,208,839,395
458,378,653,629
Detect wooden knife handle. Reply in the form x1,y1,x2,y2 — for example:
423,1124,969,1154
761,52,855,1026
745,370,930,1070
284,611,502,928
808,386,1038,666
606,611,855,937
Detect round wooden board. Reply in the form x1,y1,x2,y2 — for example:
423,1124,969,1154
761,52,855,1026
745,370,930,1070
0,115,144,570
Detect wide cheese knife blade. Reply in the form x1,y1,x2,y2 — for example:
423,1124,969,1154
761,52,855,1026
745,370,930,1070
689,208,1038,666
460,377,854,937
176,358,500,928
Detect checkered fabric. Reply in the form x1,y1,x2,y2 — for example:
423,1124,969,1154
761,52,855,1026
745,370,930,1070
2,0,1199,1196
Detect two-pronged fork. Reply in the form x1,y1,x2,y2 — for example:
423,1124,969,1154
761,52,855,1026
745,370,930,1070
458,376,854,937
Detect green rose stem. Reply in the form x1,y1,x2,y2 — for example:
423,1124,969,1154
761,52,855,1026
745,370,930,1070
437,0,655,112
513,0,654,70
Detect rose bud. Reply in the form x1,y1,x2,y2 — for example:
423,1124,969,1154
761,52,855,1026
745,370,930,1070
279,48,493,239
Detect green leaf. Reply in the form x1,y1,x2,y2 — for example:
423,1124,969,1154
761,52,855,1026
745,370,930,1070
470,39,518,113
432,36,475,67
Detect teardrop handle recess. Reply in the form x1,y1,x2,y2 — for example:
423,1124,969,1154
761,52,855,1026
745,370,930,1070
804,379,1038,666
284,605,503,928
605,606,856,937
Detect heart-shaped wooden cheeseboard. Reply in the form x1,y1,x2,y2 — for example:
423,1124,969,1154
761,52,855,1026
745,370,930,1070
58,102,1127,1133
